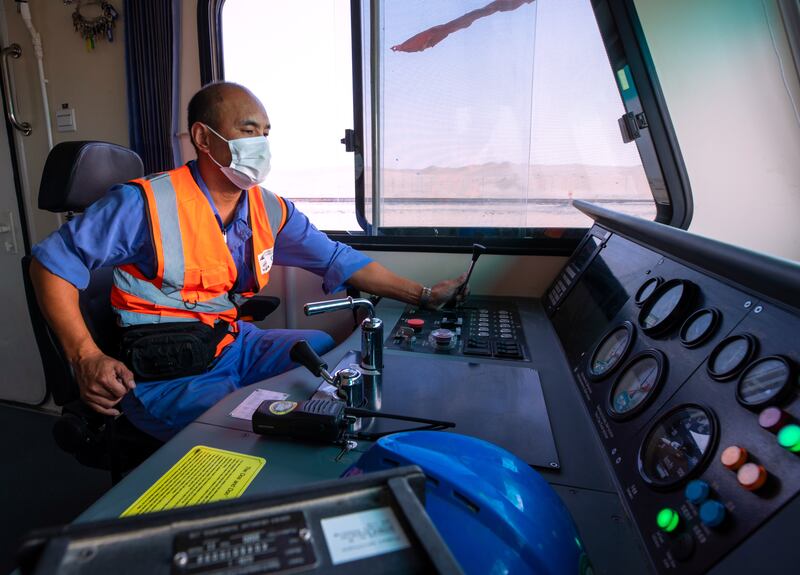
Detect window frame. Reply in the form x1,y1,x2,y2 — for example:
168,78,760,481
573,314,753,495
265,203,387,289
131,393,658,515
198,0,691,255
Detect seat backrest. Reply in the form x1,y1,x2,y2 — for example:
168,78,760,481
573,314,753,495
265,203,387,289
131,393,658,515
25,141,144,405
38,141,144,212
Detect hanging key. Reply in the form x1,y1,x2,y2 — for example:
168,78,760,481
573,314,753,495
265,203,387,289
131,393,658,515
334,440,358,462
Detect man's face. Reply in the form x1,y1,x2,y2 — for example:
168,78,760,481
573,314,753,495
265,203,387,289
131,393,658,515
198,88,271,167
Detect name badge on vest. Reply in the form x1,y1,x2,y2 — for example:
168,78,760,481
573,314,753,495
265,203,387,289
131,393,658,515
258,248,274,275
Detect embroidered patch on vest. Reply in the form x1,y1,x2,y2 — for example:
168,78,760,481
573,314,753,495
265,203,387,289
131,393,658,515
258,248,274,274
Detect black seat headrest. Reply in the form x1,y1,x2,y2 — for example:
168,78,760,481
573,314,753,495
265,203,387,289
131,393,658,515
38,141,145,213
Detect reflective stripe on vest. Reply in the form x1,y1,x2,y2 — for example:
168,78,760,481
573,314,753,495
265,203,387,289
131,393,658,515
111,165,286,328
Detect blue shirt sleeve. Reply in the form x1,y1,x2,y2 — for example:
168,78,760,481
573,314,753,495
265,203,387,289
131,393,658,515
31,184,155,290
273,199,372,294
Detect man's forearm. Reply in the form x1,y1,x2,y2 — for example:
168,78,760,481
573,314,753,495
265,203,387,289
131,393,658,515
347,262,424,305
346,261,467,309
30,257,100,363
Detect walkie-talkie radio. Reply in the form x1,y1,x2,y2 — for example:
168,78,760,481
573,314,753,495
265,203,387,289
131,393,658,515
252,397,454,444
252,341,455,444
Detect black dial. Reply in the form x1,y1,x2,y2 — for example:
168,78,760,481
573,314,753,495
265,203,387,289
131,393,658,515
635,277,662,306
639,405,717,489
587,322,635,380
680,308,720,348
608,351,666,419
638,279,697,337
736,356,794,408
707,334,757,380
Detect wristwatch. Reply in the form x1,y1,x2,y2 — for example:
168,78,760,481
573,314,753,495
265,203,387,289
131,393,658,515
419,286,433,309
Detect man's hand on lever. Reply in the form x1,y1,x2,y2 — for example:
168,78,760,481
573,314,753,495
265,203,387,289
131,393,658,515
346,262,468,310
29,258,135,416
428,272,469,310
424,243,485,309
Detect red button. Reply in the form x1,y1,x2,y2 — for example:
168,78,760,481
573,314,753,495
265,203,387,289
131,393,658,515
720,445,748,470
737,462,767,491
407,318,425,331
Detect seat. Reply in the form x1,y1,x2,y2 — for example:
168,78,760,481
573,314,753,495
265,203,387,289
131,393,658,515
22,141,160,482
24,142,283,482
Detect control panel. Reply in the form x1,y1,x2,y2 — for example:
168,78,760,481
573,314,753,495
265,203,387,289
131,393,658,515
553,225,800,574
20,468,457,574
386,298,529,361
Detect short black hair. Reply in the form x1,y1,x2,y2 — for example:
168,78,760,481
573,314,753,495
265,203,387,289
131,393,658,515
187,81,249,148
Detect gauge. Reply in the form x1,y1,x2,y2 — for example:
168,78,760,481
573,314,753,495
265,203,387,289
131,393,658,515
736,356,794,409
587,322,635,380
635,277,662,306
608,351,667,419
638,279,697,337
707,334,757,380
680,308,720,348
638,404,717,489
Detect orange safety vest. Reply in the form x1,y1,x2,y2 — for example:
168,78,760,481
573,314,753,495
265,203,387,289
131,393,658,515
110,165,287,354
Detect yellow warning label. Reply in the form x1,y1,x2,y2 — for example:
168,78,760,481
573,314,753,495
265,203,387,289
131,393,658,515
120,445,265,517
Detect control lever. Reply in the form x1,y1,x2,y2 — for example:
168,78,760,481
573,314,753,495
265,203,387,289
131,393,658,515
302,296,383,414
289,339,330,379
459,243,487,295
290,340,365,409
303,296,383,373
447,243,486,308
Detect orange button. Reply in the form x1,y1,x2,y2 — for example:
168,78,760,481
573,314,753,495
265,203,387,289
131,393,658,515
720,445,748,470
737,462,767,491
407,318,425,331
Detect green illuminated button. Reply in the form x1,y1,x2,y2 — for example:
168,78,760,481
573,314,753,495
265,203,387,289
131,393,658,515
657,508,680,532
777,424,800,453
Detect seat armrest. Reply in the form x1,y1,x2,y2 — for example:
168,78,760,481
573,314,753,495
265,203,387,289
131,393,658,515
239,295,281,322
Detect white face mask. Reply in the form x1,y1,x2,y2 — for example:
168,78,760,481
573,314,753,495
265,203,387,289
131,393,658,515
204,124,271,189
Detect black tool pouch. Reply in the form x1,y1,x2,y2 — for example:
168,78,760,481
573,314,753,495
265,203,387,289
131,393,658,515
119,321,230,381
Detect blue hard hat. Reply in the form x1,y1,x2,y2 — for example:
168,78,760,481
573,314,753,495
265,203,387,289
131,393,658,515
344,432,590,575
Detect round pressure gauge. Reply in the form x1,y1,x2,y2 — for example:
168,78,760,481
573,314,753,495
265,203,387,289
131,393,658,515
638,279,697,337
707,334,757,381
736,356,794,409
635,277,662,306
680,308,720,348
638,404,717,489
587,322,635,381
608,350,667,420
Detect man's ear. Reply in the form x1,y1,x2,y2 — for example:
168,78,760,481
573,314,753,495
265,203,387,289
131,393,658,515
191,122,210,153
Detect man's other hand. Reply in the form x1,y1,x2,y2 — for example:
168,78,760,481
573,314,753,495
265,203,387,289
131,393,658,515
429,272,470,309
72,350,136,416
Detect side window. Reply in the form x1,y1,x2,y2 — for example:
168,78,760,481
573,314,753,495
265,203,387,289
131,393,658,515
365,0,654,234
219,0,677,238
222,0,358,231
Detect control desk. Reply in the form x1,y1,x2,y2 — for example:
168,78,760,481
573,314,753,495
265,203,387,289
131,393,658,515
68,201,799,575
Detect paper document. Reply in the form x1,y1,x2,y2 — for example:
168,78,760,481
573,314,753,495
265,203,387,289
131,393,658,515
229,388,290,420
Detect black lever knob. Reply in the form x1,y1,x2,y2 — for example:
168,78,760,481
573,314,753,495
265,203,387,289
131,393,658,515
455,243,487,299
290,340,328,377
471,243,487,262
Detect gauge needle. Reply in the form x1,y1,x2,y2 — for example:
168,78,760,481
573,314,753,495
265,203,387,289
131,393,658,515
634,366,658,394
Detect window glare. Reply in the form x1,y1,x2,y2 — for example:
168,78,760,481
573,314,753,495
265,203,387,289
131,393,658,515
370,0,655,229
222,0,656,233
222,0,358,230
